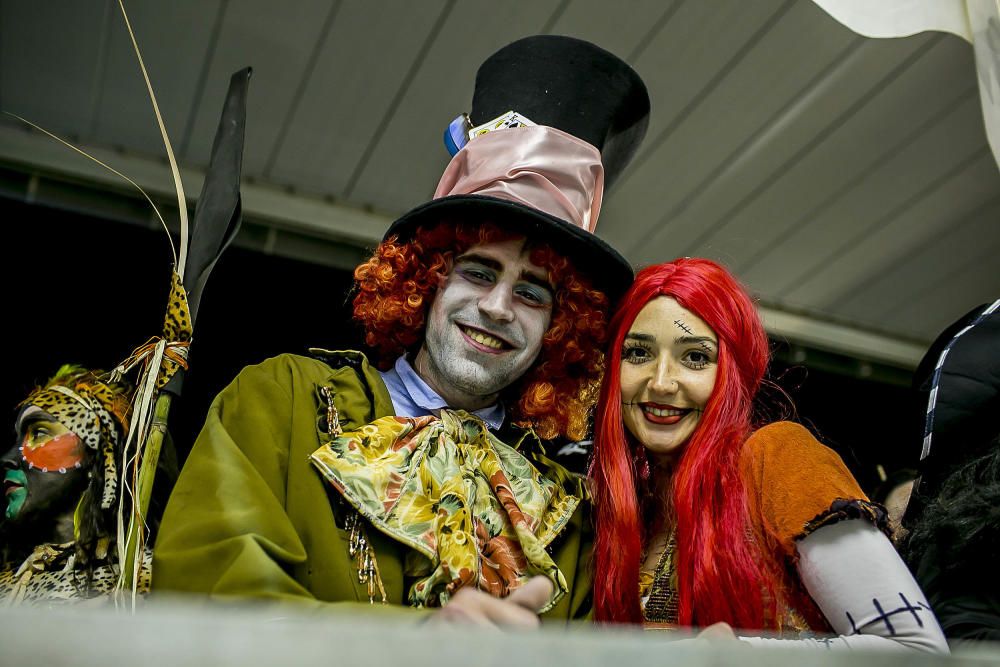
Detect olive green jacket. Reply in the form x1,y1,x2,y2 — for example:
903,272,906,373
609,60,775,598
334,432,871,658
153,351,593,621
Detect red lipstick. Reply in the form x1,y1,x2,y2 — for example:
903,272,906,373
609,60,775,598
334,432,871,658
639,403,689,426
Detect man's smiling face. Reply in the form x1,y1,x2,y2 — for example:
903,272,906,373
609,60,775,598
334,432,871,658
415,236,554,411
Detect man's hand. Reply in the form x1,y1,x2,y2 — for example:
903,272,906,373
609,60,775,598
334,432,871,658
430,576,554,628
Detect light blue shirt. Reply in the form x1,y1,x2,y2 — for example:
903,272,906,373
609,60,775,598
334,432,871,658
379,355,506,431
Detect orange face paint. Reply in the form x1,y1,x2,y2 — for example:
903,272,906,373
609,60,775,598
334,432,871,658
21,431,84,473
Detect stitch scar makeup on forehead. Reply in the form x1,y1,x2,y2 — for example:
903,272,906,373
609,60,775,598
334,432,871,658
672,318,716,355
673,319,695,336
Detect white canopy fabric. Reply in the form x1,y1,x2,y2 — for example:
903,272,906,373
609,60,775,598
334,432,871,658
813,0,1000,172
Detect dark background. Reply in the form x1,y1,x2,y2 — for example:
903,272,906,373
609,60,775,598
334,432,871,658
3,196,925,495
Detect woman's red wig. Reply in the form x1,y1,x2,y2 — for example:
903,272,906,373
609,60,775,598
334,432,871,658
591,257,779,627
353,220,609,441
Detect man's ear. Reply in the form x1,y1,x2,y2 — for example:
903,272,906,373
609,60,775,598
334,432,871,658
435,254,456,286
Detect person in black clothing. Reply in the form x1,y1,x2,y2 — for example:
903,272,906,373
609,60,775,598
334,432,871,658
904,440,1000,642
902,300,1000,642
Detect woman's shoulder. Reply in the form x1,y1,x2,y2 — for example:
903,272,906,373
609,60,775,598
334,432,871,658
741,421,837,467
740,420,856,482
747,420,813,442
739,421,871,556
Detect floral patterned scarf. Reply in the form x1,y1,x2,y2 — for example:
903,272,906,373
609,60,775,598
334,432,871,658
310,410,580,611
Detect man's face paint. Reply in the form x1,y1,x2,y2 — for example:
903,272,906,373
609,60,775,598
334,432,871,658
415,237,554,411
1,409,89,524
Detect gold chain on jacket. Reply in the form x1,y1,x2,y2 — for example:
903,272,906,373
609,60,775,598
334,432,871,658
346,512,387,604
320,385,386,604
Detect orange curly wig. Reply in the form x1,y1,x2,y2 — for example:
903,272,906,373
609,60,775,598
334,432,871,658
353,220,610,441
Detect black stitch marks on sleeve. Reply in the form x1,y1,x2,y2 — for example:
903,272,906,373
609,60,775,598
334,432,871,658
846,593,931,636
872,597,895,635
899,593,926,628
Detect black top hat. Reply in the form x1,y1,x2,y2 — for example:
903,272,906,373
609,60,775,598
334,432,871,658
383,35,650,302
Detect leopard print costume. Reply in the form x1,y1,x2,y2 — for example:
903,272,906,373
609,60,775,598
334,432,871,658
156,270,193,390
0,542,152,607
19,372,130,509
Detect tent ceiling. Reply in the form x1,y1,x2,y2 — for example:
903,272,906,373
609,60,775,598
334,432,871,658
2,0,997,367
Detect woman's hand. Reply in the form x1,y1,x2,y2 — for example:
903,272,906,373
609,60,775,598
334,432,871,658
697,622,743,642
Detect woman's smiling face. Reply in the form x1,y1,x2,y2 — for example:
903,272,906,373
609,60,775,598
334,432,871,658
620,296,718,464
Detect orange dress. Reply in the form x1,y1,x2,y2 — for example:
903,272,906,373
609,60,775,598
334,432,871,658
640,421,886,631
739,421,886,632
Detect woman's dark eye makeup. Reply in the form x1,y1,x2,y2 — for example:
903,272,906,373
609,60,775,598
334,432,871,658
684,350,711,369
622,337,717,369
622,341,653,362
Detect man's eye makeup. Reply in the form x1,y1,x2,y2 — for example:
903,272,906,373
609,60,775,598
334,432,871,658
455,260,553,306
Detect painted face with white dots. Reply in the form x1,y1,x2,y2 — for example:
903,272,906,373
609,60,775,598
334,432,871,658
2,407,88,525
